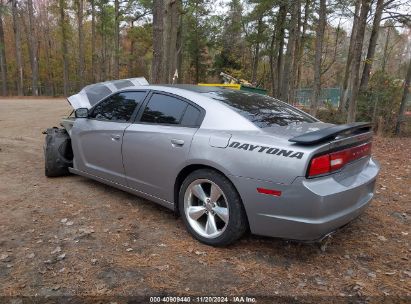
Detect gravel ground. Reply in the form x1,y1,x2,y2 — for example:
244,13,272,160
0,98,410,303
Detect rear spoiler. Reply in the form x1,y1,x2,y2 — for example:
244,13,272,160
289,122,372,145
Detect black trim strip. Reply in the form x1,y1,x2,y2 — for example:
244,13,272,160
289,122,372,145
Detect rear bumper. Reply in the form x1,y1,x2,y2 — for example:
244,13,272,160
231,157,380,241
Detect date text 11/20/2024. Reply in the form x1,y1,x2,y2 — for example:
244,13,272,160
149,296,257,303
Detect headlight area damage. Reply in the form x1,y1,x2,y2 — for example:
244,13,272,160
43,127,73,177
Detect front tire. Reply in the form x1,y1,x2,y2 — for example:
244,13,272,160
179,169,248,246
44,128,73,177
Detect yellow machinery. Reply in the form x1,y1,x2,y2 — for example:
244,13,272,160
198,72,267,95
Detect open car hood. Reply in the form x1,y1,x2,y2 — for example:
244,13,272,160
67,77,149,110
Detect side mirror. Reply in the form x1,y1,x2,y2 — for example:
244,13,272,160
75,108,89,118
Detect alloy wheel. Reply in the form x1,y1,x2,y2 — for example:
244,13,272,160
183,179,229,239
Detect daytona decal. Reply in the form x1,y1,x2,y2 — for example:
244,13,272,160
229,141,304,159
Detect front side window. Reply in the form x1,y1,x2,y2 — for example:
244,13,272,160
140,93,188,125
90,91,146,122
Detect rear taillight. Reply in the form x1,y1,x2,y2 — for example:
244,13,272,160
308,142,372,178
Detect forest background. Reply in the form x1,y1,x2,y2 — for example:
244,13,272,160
0,0,410,134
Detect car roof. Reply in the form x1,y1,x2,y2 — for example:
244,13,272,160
68,80,260,131
160,84,226,93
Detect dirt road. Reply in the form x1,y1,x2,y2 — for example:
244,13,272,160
0,98,410,301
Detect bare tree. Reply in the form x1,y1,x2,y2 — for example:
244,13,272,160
76,0,85,89
0,0,7,96
310,0,326,116
176,11,183,84
59,0,69,96
269,27,276,96
280,1,299,102
381,24,391,72
395,60,411,135
27,0,38,95
296,0,311,89
347,0,372,123
90,0,96,82
251,17,263,84
274,3,287,98
291,2,303,104
98,1,107,81
152,0,164,84
114,0,120,79
43,6,55,95
12,0,23,95
163,0,181,83
359,0,386,91
339,0,361,112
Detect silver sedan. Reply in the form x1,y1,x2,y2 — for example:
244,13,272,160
44,78,380,246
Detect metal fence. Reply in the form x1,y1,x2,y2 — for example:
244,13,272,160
295,87,342,108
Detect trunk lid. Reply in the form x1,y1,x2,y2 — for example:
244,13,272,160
263,122,373,147
262,122,335,140
264,122,374,179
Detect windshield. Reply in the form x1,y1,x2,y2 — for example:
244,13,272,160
203,90,317,127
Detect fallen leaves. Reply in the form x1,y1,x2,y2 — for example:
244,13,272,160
377,235,387,242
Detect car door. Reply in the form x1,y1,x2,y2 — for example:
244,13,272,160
122,91,204,202
71,91,148,185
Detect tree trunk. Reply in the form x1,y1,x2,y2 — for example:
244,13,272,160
27,0,38,95
339,0,361,112
12,0,23,95
296,0,310,89
347,0,371,123
310,0,326,116
77,0,85,89
128,22,135,77
163,0,181,84
280,1,298,103
381,26,391,72
59,0,69,96
114,0,120,79
290,2,301,104
359,0,384,92
395,60,411,135
152,0,164,84
99,2,107,81
42,5,54,96
176,12,183,84
269,31,276,96
194,3,199,84
91,0,96,82
251,17,263,85
274,4,287,98
0,0,7,96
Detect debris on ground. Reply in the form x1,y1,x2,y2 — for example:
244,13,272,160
0,99,409,298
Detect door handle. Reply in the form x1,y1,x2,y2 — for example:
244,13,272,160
111,134,121,141
171,139,185,147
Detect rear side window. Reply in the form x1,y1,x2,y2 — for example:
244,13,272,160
140,93,188,125
181,105,201,127
89,91,146,122
203,90,317,127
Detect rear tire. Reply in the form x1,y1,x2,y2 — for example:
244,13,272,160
44,128,73,177
179,169,248,246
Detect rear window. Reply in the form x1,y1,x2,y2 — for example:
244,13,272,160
203,90,317,127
